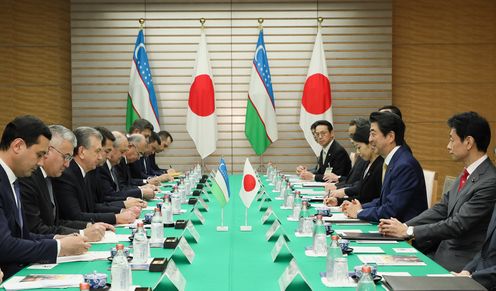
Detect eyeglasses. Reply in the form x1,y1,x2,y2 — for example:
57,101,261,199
49,146,73,162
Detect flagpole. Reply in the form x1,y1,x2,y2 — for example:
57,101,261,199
139,18,144,30
217,207,228,232
240,206,252,232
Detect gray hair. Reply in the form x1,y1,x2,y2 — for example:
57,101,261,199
73,127,102,155
112,131,127,148
48,125,77,148
127,133,145,146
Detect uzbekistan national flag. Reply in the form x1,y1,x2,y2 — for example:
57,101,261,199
299,27,333,156
211,158,231,208
187,28,217,159
239,158,260,208
245,29,278,156
126,29,160,132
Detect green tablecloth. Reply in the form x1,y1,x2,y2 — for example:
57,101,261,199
3,175,449,291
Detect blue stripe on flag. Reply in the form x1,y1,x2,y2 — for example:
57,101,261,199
219,158,231,197
252,30,275,107
133,30,160,122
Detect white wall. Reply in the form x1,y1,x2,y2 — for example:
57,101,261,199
71,0,392,173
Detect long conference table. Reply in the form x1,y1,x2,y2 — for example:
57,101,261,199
3,174,450,291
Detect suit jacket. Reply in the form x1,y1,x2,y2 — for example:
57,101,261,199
358,146,427,222
465,205,496,291
19,168,88,235
148,154,165,176
407,158,496,272
96,164,141,201
52,160,117,224
114,158,145,188
0,165,57,279
336,156,369,190
128,157,149,180
344,156,383,204
87,169,125,209
314,140,352,182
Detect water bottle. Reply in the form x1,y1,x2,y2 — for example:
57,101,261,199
266,164,272,178
298,201,313,234
178,179,187,204
292,192,302,219
132,222,149,263
111,244,132,291
326,235,343,282
274,173,282,192
151,208,163,242
161,194,173,225
356,265,376,291
278,176,287,199
285,188,295,209
313,214,327,255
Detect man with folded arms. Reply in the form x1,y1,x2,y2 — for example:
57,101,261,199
53,127,136,225
0,116,90,279
342,111,427,222
297,120,351,182
379,112,496,272
20,125,113,241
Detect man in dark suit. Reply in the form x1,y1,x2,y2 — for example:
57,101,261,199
342,111,427,222
114,133,154,187
379,112,496,272
457,205,496,290
150,130,175,175
297,120,351,182
20,125,112,241
52,127,136,225
0,116,90,279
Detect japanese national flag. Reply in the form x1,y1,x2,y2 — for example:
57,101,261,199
239,158,260,208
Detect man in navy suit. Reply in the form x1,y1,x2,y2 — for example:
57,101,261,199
0,116,90,279
342,111,427,222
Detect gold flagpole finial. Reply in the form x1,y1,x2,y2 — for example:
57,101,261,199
200,18,206,28
317,17,324,27
258,18,264,30
139,18,145,29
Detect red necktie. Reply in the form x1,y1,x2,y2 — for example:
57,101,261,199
458,169,469,192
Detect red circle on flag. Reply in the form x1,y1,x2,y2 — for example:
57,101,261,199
301,73,332,114
243,174,256,192
189,74,215,117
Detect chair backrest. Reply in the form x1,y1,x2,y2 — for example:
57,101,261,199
443,175,457,196
423,169,437,208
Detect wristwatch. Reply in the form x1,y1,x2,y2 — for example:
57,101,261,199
406,225,415,239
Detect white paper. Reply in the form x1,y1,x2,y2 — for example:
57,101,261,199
294,231,312,238
57,251,109,263
304,247,326,257
356,240,399,244
320,276,356,287
322,213,362,222
335,229,363,235
427,273,455,277
393,248,418,253
302,182,327,187
27,264,58,270
1,274,83,291
298,189,326,195
357,255,426,266
351,246,384,253
91,231,130,244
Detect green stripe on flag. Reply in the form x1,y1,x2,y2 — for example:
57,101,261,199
245,100,272,155
126,95,140,132
210,177,227,208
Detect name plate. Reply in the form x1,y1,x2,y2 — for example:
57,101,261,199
261,206,274,224
164,259,186,291
278,259,311,291
265,219,281,241
271,235,293,262
176,236,195,264
185,220,200,243
192,206,205,225
258,196,270,211
197,197,209,211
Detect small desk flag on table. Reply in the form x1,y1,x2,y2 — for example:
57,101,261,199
299,27,333,156
210,158,231,208
187,28,217,159
245,29,278,156
126,29,161,132
239,158,260,208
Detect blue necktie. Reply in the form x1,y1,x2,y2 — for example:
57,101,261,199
13,180,24,231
